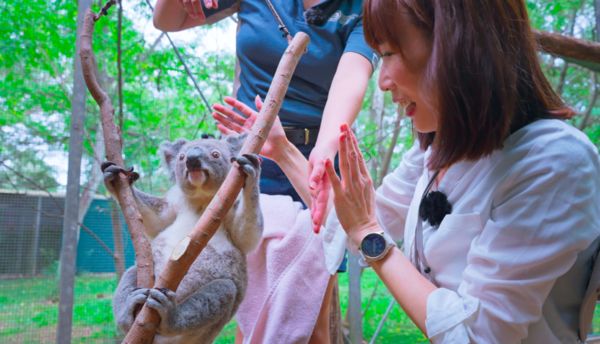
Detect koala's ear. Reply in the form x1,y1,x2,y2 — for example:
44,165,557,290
160,139,187,177
224,133,248,155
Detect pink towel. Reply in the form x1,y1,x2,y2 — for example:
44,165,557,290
236,194,330,344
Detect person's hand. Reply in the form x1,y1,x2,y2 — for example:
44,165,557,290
308,147,336,233
325,124,379,245
177,0,218,19
203,0,219,9
212,95,288,160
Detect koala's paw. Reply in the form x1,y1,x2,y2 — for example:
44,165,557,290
116,287,150,333
231,154,261,184
146,288,177,335
101,161,140,194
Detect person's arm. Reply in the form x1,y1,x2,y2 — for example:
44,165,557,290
311,52,372,170
309,52,373,231
328,124,600,343
212,96,315,206
153,0,207,32
154,0,236,32
324,124,436,333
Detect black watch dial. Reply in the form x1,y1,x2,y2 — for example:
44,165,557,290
361,233,387,258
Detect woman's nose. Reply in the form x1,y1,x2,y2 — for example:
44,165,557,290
378,66,393,92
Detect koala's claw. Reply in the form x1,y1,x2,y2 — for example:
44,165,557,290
231,154,261,179
102,161,140,186
146,288,177,331
117,288,150,332
156,287,174,296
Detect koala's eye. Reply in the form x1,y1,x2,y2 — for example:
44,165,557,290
179,153,185,161
211,150,221,159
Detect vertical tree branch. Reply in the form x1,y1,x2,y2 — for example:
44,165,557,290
379,108,404,185
580,72,599,131
111,200,126,279
369,81,384,185
79,10,154,289
117,0,124,131
556,6,579,95
122,32,311,344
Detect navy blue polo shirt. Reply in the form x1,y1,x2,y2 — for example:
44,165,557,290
235,0,379,127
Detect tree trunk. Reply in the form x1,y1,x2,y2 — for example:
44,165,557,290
56,0,92,342
556,7,578,95
78,124,105,226
329,281,343,344
347,254,363,344
369,78,384,185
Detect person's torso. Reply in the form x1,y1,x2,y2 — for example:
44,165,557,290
236,0,366,127
403,119,600,342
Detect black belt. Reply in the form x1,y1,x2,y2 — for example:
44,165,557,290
283,126,319,146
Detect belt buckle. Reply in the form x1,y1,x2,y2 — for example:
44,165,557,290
304,128,310,145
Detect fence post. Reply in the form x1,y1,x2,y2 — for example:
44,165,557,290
348,253,363,343
31,196,42,275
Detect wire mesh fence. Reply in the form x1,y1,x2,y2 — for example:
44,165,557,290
0,190,134,343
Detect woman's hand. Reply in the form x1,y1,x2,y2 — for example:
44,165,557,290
325,124,379,245
212,95,289,161
308,147,336,233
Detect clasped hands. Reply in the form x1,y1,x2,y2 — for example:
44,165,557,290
212,97,379,244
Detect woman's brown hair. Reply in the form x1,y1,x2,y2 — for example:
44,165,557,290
363,0,574,170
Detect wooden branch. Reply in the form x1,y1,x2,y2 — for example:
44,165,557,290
379,107,403,186
122,32,311,344
534,30,600,72
79,10,154,288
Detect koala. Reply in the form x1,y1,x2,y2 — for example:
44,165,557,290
104,134,263,344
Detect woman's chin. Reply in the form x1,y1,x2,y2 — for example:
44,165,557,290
412,121,437,134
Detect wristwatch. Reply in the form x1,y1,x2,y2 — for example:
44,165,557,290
359,231,397,264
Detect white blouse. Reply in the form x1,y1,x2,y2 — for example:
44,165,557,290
376,119,600,343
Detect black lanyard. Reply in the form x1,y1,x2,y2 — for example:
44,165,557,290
264,0,293,42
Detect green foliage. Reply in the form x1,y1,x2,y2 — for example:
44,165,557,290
339,269,428,343
1,0,597,193
0,0,235,194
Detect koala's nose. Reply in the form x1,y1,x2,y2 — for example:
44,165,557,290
186,148,203,170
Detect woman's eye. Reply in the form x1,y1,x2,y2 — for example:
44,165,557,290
211,151,221,159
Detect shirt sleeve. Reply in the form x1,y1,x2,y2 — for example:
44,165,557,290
425,139,600,343
375,142,425,242
203,0,239,25
343,17,380,71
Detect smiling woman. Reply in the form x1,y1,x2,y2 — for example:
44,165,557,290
323,1,600,342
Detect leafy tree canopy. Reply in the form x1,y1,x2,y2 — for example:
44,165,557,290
0,0,597,194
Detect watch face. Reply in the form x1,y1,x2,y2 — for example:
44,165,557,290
361,233,387,258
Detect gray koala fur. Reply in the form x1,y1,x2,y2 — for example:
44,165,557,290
106,134,263,344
